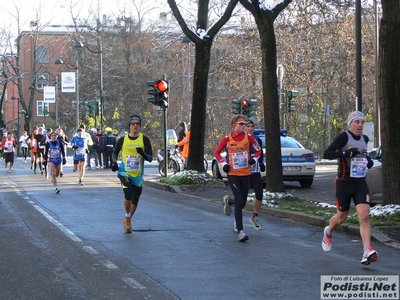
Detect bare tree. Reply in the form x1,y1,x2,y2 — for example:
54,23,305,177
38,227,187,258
167,0,240,172
239,0,293,192
379,0,400,204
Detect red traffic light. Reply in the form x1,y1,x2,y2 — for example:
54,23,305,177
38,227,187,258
154,80,168,92
242,99,248,108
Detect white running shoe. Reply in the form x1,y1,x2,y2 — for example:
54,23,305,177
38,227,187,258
361,247,378,265
223,195,232,216
322,226,332,252
249,216,262,230
238,230,249,242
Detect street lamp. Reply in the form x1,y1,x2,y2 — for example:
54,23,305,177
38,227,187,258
55,40,84,129
78,39,104,129
11,96,26,156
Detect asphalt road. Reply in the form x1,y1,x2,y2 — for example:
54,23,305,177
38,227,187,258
1,159,399,300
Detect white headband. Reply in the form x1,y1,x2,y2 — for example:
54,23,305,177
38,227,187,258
347,116,365,126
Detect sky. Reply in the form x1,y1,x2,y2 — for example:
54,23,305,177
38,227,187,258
0,0,170,35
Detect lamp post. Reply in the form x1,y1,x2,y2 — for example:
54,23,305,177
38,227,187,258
78,39,104,129
11,96,19,155
55,40,83,129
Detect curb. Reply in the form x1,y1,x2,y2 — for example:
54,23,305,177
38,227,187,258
144,179,400,250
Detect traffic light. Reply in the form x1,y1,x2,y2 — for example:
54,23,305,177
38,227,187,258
147,81,157,105
147,79,169,108
248,99,258,117
241,99,249,116
95,100,100,115
287,90,299,113
232,99,241,114
154,79,169,108
86,101,94,117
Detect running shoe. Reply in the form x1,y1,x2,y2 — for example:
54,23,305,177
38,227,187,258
60,172,63,177
322,226,332,252
123,217,132,233
234,220,238,233
33,169,36,174
249,216,263,230
78,180,84,186
361,247,378,265
223,195,232,216
238,230,249,242
55,187,60,194
8,168,13,173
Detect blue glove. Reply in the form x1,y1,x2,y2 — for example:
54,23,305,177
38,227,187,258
223,164,231,173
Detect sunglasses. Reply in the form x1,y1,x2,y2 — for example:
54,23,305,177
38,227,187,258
130,122,141,126
236,122,246,126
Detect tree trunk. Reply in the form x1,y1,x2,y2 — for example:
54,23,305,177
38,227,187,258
187,42,212,172
379,0,400,204
257,16,285,192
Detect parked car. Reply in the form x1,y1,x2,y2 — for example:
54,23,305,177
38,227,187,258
211,130,316,187
366,146,382,204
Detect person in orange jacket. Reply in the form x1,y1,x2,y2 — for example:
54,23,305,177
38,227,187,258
177,128,190,166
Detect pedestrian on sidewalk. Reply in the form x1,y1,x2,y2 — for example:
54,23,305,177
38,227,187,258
214,115,262,242
111,115,153,234
322,110,377,265
44,131,66,194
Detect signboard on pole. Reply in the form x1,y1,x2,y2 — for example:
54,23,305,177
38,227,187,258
43,86,55,103
61,72,76,93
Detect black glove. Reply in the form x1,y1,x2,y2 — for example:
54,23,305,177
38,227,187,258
62,158,66,165
248,158,256,165
366,156,374,169
343,148,359,158
136,147,145,157
72,145,79,150
223,164,231,173
111,161,119,172
259,162,266,172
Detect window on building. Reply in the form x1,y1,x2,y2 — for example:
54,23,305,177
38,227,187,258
37,101,50,116
36,45,49,63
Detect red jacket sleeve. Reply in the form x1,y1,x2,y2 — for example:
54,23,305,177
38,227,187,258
214,135,229,163
248,135,262,159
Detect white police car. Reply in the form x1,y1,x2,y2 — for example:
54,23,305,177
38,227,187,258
211,129,316,187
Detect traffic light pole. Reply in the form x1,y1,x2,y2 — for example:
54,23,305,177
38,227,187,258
162,74,168,177
163,106,168,177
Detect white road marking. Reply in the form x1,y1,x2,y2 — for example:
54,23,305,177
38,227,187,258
123,277,147,289
83,246,99,255
32,205,82,242
100,259,118,269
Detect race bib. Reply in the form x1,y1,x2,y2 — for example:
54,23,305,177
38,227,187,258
50,149,60,159
232,151,248,169
126,155,141,171
350,157,367,178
